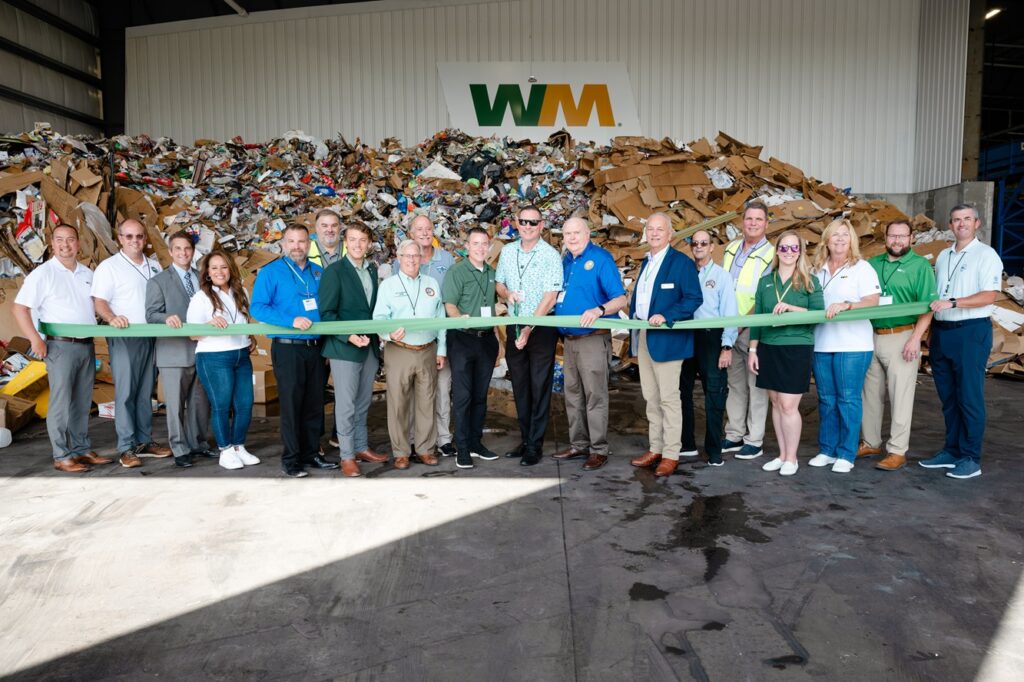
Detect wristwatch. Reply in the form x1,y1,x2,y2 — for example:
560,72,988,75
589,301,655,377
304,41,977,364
598,304,606,315
721,345,733,351
950,298,958,308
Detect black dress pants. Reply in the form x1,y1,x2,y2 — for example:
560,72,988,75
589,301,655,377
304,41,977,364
271,340,325,473
504,325,557,455
680,328,728,457
449,330,499,454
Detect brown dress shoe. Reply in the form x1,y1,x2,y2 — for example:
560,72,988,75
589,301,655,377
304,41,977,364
876,453,907,471
654,459,678,477
393,457,410,470
630,451,661,468
582,454,608,471
74,452,113,465
119,453,142,468
418,452,439,466
355,449,388,463
140,443,172,458
54,458,90,473
857,441,882,458
553,447,588,460
341,460,362,477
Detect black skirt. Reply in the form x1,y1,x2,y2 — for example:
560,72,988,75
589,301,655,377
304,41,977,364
755,343,813,394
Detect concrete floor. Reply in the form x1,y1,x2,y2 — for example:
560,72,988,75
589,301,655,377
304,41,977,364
0,375,1021,681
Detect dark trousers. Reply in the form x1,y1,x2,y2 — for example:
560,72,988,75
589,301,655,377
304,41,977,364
450,331,499,453
505,325,557,454
930,319,991,463
271,341,325,473
680,329,728,457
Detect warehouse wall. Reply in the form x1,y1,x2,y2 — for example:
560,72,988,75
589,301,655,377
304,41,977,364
0,0,102,136
125,0,968,195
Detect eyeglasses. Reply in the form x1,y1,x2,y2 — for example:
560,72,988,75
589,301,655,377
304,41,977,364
887,233,911,240
691,240,710,247
398,254,421,259
777,244,801,253
121,234,145,240
518,219,542,226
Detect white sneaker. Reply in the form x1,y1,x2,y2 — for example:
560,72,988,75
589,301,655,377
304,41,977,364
680,449,699,457
234,445,260,466
780,461,799,476
219,448,243,470
831,459,855,473
762,457,783,472
808,454,837,467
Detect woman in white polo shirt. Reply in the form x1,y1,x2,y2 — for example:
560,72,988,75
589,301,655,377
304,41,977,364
809,219,881,473
187,251,259,471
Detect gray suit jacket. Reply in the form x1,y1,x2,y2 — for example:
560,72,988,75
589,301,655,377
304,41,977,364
146,266,198,367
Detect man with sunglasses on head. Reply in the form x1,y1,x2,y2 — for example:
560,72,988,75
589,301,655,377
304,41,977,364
92,219,172,468
858,220,936,471
680,230,737,467
495,205,564,466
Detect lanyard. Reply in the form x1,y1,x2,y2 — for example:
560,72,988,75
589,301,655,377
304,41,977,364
879,259,903,295
398,274,422,316
944,250,969,297
642,251,662,283
820,264,848,291
284,259,314,298
217,288,239,323
516,246,537,290
472,265,490,301
773,272,794,304
120,253,152,281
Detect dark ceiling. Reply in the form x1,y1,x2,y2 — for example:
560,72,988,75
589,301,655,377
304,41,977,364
981,2,1024,150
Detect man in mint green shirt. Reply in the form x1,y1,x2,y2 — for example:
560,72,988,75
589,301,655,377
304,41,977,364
859,220,937,470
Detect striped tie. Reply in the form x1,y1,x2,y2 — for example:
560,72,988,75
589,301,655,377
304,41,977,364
184,272,195,297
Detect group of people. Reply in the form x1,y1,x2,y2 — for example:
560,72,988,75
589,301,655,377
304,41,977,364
12,200,1001,481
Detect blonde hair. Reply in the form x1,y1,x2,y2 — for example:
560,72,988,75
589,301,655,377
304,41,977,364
813,218,861,270
772,230,815,293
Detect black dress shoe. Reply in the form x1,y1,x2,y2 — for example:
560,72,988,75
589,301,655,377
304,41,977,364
439,442,456,457
283,469,309,478
174,455,194,468
308,455,340,470
520,451,542,467
505,443,526,459
191,448,217,459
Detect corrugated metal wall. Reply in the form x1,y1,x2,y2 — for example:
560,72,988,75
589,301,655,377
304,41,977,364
126,0,968,194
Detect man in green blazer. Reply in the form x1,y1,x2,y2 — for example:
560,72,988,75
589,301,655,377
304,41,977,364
320,222,386,477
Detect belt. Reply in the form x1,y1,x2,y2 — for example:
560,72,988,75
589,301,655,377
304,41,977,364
874,324,915,335
48,335,92,344
563,329,610,341
457,328,493,338
934,318,990,330
273,338,321,347
390,340,436,351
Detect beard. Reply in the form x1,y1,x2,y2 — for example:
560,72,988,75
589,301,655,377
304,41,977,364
886,244,910,258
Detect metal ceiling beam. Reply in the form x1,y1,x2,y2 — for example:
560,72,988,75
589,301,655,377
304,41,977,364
0,36,101,89
0,84,104,128
1,0,100,47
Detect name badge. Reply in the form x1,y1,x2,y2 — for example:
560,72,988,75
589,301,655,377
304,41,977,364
556,292,566,303
303,298,318,311
660,282,675,290
879,296,893,306
480,307,493,318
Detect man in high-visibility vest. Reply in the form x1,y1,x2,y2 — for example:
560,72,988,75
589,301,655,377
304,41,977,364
721,201,775,461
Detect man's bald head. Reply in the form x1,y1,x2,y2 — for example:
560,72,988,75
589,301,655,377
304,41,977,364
410,214,435,249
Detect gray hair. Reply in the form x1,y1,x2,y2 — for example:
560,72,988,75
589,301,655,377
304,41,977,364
950,203,980,220
646,212,673,230
397,239,421,256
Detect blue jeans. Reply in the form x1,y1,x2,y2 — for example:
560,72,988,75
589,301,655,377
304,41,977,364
814,350,873,462
196,349,254,449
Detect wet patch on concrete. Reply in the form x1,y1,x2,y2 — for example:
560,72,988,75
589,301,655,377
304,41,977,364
764,653,805,669
629,582,670,601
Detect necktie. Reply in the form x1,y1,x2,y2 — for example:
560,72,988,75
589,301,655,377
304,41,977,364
184,272,195,297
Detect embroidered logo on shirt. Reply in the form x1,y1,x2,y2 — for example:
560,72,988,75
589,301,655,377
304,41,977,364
584,260,595,271
425,288,436,297
705,279,717,289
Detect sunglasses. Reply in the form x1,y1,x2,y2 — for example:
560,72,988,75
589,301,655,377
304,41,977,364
691,240,710,247
518,219,542,226
777,244,801,253
121,234,145,240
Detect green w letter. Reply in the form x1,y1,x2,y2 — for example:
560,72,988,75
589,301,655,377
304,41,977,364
470,83,547,126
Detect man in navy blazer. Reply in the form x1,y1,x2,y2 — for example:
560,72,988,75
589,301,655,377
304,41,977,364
628,213,703,477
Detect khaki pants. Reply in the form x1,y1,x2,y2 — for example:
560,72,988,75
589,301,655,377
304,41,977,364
724,328,769,446
862,329,920,455
385,343,438,457
638,330,683,460
563,333,611,456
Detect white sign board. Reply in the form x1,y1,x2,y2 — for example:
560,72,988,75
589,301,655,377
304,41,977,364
437,62,641,142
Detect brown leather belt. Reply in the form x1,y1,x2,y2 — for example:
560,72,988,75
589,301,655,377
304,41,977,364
49,335,92,344
390,340,436,351
874,324,915,335
563,329,610,341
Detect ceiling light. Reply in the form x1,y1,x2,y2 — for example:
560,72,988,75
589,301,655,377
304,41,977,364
985,8,1002,20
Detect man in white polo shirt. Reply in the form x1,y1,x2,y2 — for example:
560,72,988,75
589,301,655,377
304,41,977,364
12,224,111,473
92,219,172,468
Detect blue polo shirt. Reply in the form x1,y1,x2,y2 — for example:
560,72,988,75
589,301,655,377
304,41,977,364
556,241,626,335
250,256,323,339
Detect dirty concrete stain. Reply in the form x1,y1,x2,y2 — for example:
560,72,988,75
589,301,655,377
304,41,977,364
629,583,669,601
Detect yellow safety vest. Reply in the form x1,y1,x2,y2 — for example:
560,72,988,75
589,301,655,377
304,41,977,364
722,239,775,315
308,239,346,268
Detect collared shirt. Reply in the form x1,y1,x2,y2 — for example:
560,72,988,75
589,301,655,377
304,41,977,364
555,241,626,335
813,259,881,353
420,248,456,288
694,261,739,346
250,256,323,339
868,251,938,329
633,246,669,321
727,237,770,280
172,263,197,295
442,258,497,321
495,238,563,317
312,239,342,268
934,238,1004,322
347,255,373,305
15,258,96,333
91,250,163,324
373,270,447,355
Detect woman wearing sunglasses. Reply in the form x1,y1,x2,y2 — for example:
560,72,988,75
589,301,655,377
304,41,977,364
809,218,880,473
186,251,260,471
747,230,824,476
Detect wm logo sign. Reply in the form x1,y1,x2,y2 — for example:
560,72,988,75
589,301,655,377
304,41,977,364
469,84,617,127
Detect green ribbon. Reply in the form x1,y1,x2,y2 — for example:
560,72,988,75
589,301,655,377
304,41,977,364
40,302,930,338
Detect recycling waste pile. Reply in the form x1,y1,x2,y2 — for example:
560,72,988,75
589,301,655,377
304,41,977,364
1,123,1022,435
